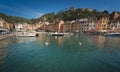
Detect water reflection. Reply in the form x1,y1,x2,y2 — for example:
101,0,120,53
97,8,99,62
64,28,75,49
104,37,120,54
105,37,120,48
16,37,37,43
37,35,43,42
0,35,120,72
93,35,105,48
0,37,16,65
55,36,64,46
37,35,64,46
95,36,120,69
0,47,6,65
16,35,120,52
37,35,51,46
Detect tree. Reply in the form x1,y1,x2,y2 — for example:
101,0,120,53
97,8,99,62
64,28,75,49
102,10,109,14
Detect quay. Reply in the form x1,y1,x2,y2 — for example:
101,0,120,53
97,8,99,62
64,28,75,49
0,34,15,41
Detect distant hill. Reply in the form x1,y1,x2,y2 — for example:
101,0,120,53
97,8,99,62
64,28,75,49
32,7,110,23
0,12,32,24
0,7,110,24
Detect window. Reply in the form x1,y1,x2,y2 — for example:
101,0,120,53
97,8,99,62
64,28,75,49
104,25,106,27
103,28,106,30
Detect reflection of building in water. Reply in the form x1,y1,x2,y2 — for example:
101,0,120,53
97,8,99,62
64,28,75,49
37,36,43,42
37,35,50,46
94,35,105,48
104,37,120,53
17,37,36,43
0,41,8,65
0,38,16,65
57,37,63,45
0,47,6,65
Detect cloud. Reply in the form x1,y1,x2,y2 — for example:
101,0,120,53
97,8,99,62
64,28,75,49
22,8,44,18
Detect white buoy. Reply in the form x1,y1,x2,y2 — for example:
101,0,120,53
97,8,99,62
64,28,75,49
45,42,49,45
79,42,82,46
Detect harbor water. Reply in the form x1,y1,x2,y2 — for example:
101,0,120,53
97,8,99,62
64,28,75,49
0,34,120,72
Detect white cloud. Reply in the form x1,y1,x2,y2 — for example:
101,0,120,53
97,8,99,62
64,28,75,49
23,8,44,18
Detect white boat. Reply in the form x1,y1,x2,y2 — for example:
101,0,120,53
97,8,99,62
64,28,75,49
51,32,64,36
104,32,120,36
16,30,38,37
49,32,73,36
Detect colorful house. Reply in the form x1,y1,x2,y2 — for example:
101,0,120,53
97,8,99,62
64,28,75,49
95,14,110,33
0,18,5,28
109,20,120,32
77,18,96,33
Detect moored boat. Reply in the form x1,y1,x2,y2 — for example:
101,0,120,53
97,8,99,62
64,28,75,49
16,30,38,37
51,32,64,36
104,32,120,37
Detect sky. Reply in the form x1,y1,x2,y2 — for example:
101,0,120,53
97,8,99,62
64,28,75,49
0,0,120,19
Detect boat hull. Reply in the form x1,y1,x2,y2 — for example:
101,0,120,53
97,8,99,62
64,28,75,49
51,32,64,36
52,34,64,36
16,32,38,37
104,33,120,37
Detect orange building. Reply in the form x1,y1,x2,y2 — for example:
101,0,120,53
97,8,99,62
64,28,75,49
95,14,110,32
63,21,79,33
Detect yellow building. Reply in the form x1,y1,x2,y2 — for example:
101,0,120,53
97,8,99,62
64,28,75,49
95,14,110,32
3,22,11,30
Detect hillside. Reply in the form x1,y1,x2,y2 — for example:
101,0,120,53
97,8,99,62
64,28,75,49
0,12,32,24
0,7,110,24
32,8,109,23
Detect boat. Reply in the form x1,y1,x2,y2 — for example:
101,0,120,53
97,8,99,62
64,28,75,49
16,32,38,37
48,32,73,36
104,32,120,37
51,32,64,36
16,30,38,37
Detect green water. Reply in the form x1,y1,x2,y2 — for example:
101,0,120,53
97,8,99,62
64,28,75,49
0,35,120,72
